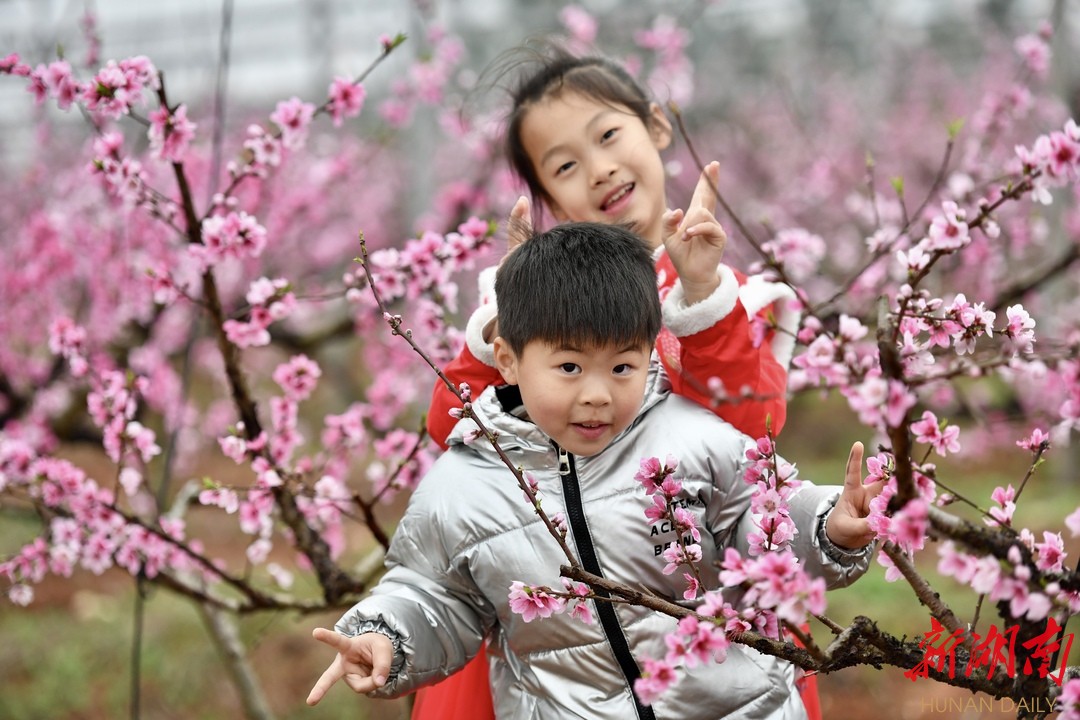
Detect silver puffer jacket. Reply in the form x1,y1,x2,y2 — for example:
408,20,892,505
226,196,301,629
337,366,872,719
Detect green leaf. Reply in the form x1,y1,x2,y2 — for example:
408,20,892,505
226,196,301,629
947,118,965,140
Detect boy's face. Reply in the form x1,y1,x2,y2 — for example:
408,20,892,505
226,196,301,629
493,337,652,457
520,91,672,249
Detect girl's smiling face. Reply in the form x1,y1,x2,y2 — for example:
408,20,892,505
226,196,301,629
520,91,672,248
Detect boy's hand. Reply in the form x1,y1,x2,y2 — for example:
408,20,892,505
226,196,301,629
825,442,884,550
306,628,394,705
663,161,728,305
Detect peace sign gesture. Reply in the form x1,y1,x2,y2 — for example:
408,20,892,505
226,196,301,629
306,627,394,705
662,161,729,305
825,441,885,550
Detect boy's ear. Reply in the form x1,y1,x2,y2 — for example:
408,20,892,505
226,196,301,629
492,336,519,385
648,102,673,151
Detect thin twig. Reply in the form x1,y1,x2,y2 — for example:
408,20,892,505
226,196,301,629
881,542,968,644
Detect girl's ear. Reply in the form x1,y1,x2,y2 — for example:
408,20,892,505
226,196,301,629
648,102,673,151
493,336,520,385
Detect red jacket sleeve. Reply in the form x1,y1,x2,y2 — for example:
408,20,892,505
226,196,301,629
426,342,504,450
655,252,790,440
662,304,788,439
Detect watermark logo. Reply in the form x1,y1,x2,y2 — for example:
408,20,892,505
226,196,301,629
918,696,1056,715
905,617,1073,686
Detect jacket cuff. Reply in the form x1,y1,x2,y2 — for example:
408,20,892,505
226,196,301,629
662,264,739,337
334,616,407,685
465,302,499,368
815,497,875,566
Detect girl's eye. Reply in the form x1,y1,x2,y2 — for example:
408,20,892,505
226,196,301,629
559,363,581,374
601,127,618,142
555,160,575,176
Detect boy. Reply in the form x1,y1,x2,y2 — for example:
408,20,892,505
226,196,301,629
308,222,878,719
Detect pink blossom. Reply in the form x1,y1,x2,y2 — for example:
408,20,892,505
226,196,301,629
672,507,701,543
240,124,283,174
196,211,268,267
658,475,683,498
633,657,678,706
634,15,690,59
910,410,961,457
890,498,929,554
1034,531,1066,573
125,421,161,463
986,484,1016,527
273,354,322,402
884,380,917,427
1003,305,1036,353
199,487,239,514
925,201,970,252
246,276,289,306
751,486,788,521
551,512,568,537
1058,678,1080,718
661,543,702,575
758,228,826,282
507,581,564,622
147,103,197,163
269,96,316,151
635,455,677,494
40,60,83,109
682,572,700,600
559,5,598,45
1014,33,1051,80
1,53,32,76
1066,507,1080,538
327,76,366,127
83,56,158,119
560,578,594,624
9,584,34,606
644,494,667,524
522,471,541,504
223,319,271,348
1017,427,1050,452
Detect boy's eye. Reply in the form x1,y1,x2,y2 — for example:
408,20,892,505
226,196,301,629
559,362,581,374
613,363,634,376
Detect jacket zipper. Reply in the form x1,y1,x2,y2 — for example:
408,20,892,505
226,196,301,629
556,443,656,720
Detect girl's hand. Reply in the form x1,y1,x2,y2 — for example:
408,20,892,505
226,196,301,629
663,161,728,305
502,195,532,266
825,442,885,550
306,628,394,705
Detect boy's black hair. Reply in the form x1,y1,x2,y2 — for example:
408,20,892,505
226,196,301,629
499,43,661,214
495,222,661,356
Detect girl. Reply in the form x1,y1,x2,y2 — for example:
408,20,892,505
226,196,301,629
414,46,809,719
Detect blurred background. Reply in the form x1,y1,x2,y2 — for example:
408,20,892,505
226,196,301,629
2,0,1079,718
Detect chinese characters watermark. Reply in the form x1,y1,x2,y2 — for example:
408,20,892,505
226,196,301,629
905,617,1074,687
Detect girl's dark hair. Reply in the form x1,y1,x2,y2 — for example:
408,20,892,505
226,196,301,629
493,42,659,212
495,221,661,356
